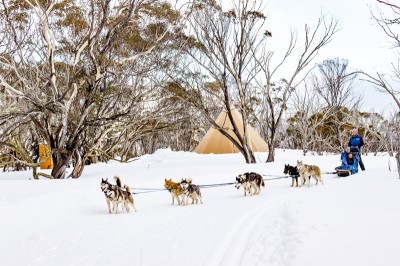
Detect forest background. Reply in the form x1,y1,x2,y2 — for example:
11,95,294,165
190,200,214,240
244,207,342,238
0,0,399,179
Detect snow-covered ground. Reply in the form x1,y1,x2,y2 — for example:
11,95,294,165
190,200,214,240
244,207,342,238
0,149,399,266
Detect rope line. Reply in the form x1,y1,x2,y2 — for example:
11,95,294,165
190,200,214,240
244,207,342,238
263,176,290,180
130,171,338,195
131,187,167,191
199,182,235,188
132,190,164,195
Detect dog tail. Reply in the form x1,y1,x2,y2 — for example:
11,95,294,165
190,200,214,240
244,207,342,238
114,176,122,187
315,166,321,177
261,178,265,187
124,185,135,207
124,184,131,193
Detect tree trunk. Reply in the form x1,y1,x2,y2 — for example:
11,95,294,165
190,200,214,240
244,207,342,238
396,152,400,179
266,137,275,162
266,149,275,162
70,149,84,179
236,135,256,164
51,161,68,179
51,149,70,179
250,151,256,163
32,166,39,179
242,145,256,163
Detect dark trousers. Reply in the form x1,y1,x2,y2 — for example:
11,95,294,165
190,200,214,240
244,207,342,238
358,154,365,171
350,147,365,171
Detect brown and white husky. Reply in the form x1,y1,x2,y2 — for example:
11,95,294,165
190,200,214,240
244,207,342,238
164,178,183,205
296,160,323,187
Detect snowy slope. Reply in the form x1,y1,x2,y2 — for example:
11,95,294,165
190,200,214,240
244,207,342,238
0,149,399,266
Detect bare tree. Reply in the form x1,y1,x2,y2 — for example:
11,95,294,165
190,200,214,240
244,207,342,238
365,0,400,111
164,0,271,163
255,15,339,162
362,0,400,174
337,109,397,155
313,58,359,107
287,82,335,155
0,0,178,179
312,58,361,148
361,70,400,110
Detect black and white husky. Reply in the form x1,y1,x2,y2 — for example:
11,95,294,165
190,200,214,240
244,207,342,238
100,176,137,214
235,172,265,196
180,178,203,205
284,164,300,187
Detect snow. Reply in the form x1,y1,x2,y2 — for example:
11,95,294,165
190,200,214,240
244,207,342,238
0,149,399,266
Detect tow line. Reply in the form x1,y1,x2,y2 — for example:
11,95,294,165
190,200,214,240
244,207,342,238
130,173,325,195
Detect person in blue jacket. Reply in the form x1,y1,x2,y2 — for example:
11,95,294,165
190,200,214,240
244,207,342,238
348,129,365,171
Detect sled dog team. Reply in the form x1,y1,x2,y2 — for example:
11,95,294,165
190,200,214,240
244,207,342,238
101,160,323,214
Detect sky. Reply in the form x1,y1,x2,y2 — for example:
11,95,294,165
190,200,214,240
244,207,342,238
174,0,398,114
266,0,398,114
267,0,392,72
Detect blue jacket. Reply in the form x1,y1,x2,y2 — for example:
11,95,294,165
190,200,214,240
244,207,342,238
348,135,364,152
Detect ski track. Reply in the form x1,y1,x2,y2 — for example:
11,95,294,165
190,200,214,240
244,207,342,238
206,191,298,266
207,175,338,266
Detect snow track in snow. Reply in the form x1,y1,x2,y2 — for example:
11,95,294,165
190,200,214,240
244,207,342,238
207,192,298,266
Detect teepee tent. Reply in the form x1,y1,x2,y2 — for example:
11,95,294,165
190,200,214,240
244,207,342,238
194,108,269,154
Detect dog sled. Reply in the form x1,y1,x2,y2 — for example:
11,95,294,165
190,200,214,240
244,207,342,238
335,151,359,177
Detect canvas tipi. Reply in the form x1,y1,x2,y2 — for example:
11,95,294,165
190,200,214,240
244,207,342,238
194,108,269,154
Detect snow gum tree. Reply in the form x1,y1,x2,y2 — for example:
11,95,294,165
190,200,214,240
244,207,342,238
0,0,180,178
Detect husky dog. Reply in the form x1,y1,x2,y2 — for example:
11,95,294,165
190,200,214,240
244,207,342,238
100,176,137,214
284,164,300,187
235,174,252,196
296,160,323,187
164,179,182,205
115,176,137,213
100,178,123,214
180,178,203,205
235,172,265,196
